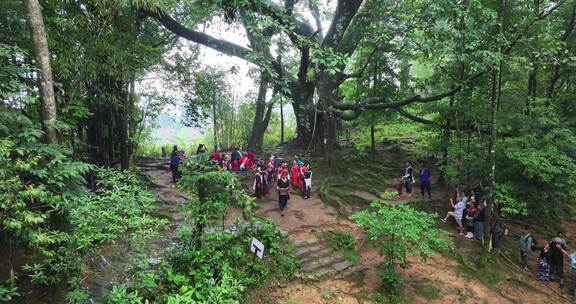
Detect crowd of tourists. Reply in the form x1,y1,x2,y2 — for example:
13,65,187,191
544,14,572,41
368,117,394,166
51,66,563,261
440,189,487,241
252,155,312,216
519,228,576,295
167,144,312,217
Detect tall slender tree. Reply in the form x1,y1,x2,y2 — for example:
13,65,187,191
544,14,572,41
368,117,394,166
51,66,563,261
24,0,58,144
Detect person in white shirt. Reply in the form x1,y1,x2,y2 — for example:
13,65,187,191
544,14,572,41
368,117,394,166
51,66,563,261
441,197,466,234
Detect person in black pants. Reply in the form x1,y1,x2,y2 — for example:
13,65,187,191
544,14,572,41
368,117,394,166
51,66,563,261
403,162,413,195
277,171,290,216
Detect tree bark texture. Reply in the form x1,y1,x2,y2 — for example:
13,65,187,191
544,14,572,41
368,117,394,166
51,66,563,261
24,0,58,144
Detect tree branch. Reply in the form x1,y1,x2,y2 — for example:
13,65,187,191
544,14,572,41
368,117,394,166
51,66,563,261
333,71,485,111
144,9,258,64
323,0,364,49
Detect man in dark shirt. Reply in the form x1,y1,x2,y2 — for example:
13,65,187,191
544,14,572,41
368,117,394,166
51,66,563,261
550,237,570,288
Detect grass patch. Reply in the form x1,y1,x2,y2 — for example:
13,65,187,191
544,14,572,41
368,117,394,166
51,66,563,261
453,252,507,287
411,279,441,300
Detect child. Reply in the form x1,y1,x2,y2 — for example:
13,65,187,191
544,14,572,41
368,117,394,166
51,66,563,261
396,176,404,197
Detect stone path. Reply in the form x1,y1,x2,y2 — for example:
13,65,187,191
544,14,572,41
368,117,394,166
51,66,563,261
293,238,357,280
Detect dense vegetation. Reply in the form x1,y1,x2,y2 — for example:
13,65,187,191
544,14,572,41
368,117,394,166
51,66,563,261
1,0,575,302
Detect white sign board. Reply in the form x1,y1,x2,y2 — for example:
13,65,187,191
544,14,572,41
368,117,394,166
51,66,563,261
250,237,265,259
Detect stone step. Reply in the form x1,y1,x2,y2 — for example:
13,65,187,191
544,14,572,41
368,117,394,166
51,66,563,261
300,252,345,272
294,239,322,249
294,243,328,259
333,264,364,279
298,247,337,264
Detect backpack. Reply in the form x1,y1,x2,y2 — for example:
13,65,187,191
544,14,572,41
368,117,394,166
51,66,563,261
521,234,537,250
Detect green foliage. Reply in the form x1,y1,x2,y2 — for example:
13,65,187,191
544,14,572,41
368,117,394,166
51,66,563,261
0,281,20,303
0,107,166,295
326,231,358,264
379,191,398,201
109,219,296,304
352,202,452,292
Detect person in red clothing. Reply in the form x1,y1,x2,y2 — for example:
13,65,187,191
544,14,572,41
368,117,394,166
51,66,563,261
239,153,248,171
396,176,404,198
248,150,255,162
277,162,288,180
290,161,299,187
231,159,239,173
212,150,222,165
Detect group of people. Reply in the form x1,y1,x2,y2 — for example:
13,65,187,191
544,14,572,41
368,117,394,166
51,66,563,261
397,161,432,199
441,189,486,242
253,156,312,216
209,146,257,173
520,229,576,295
168,144,313,217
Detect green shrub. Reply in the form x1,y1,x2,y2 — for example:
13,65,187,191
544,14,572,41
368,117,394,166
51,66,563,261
352,202,452,294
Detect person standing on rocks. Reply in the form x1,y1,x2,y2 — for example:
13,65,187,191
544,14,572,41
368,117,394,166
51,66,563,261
277,170,290,216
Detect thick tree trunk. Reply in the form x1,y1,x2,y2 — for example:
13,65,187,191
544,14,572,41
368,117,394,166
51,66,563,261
316,73,339,166
247,74,269,150
24,0,58,144
290,81,317,146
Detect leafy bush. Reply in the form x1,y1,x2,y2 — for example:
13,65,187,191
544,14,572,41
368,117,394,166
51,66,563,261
352,202,452,293
379,191,398,200
0,109,166,296
113,219,296,304
107,169,295,304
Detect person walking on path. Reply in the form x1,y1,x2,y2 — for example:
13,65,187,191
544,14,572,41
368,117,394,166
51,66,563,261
277,171,290,216
290,160,300,187
253,167,264,199
537,243,552,282
419,164,431,199
403,162,413,195
519,227,535,272
302,165,312,199
169,145,180,182
550,237,570,288
441,197,465,234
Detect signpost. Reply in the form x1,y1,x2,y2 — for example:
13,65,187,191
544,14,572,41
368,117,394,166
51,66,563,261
250,237,265,259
